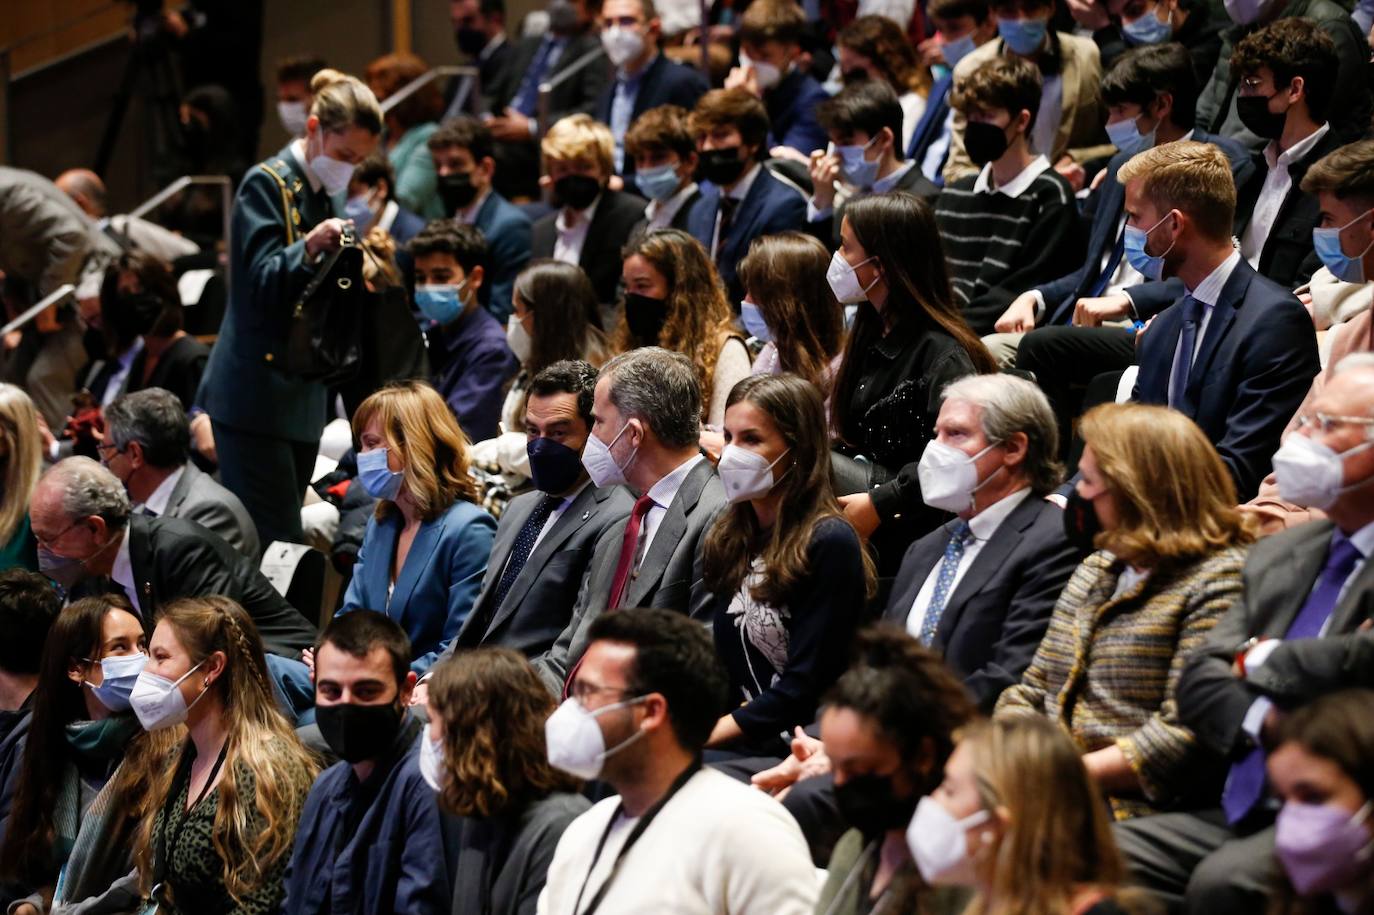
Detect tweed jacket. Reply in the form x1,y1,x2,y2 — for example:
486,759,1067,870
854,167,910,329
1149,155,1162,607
995,545,1247,819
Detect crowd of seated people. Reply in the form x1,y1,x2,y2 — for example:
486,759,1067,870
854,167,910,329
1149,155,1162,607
5,0,1374,911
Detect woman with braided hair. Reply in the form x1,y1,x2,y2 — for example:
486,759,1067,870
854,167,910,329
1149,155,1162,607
129,596,319,914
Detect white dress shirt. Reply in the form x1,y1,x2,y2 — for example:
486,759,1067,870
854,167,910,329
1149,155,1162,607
110,531,141,615
973,154,1052,197
644,182,698,231
1167,249,1242,406
553,195,601,266
1239,122,1330,267
137,466,185,517
905,488,1031,637
636,454,705,567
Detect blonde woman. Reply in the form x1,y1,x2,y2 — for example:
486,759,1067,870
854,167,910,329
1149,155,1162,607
618,228,750,427
132,596,318,914
426,648,588,915
996,403,1255,819
910,717,1141,915
200,68,381,549
0,384,42,571
337,381,496,674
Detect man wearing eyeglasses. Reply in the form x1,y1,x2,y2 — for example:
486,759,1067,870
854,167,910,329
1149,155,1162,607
1113,354,1374,912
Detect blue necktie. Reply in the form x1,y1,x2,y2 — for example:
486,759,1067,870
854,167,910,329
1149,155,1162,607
1087,229,1126,299
1221,536,1362,825
1169,295,1203,412
512,37,557,117
490,494,561,610
919,521,972,646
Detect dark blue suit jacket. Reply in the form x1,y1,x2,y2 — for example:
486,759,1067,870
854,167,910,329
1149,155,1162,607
596,53,708,177
686,165,807,302
340,500,497,674
765,69,829,156
473,190,533,322
1036,130,1256,325
906,73,953,185
1132,257,1319,500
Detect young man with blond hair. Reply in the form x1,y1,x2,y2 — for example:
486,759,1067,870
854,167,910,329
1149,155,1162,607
1121,140,1319,500
530,113,646,306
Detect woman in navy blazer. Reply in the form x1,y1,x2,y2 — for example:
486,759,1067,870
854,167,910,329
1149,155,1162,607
339,381,496,674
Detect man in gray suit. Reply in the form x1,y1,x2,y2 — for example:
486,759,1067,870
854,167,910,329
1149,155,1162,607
532,347,727,696
1115,355,1374,914
449,360,633,658
100,387,260,558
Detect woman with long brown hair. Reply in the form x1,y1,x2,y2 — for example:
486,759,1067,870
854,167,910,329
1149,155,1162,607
837,15,933,150
911,716,1141,915
618,229,751,427
703,374,875,760
828,192,996,575
335,381,496,675
132,596,318,913
736,233,845,398
0,595,175,914
997,403,1255,820
424,648,588,915
0,384,43,571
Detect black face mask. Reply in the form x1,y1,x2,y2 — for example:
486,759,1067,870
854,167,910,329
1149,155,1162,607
439,172,479,213
553,174,602,210
315,701,404,764
834,772,919,839
527,436,586,494
104,293,164,349
697,146,749,187
624,292,670,342
964,121,1011,167
1236,94,1287,140
1062,489,1103,553
455,26,488,56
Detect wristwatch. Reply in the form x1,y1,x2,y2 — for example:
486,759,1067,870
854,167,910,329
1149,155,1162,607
1234,637,1263,678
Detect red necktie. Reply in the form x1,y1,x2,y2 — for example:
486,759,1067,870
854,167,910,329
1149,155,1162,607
562,493,656,699
607,494,655,611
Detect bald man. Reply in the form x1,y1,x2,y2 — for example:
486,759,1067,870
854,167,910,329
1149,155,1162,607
55,169,199,263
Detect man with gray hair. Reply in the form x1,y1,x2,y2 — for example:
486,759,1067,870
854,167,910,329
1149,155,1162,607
28,457,317,717
530,346,726,695
102,388,259,557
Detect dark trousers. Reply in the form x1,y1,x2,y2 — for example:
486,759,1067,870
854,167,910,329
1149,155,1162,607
1016,326,1137,458
213,419,317,549
1113,808,1277,914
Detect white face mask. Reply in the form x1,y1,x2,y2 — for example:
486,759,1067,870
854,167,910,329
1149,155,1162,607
308,135,356,197
278,100,309,137
740,51,783,90
1272,433,1374,510
129,660,207,731
545,695,647,780
827,251,879,304
907,795,993,886
420,731,446,791
581,421,638,488
718,444,791,504
506,316,533,364
917,439,1002,514
601,25,646,68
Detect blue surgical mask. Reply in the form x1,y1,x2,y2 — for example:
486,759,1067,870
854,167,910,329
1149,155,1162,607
942,32,978,69
344,193,376,227
415,281,468,326
1122,211,1176,281
1121,5,1173,44
1105,114,1155,157
997,16,1048,56
84,651,148,713
837,137,881,189
1313,209,1374,284
357,447,406,501
635,162,683,202
741,301,772,342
